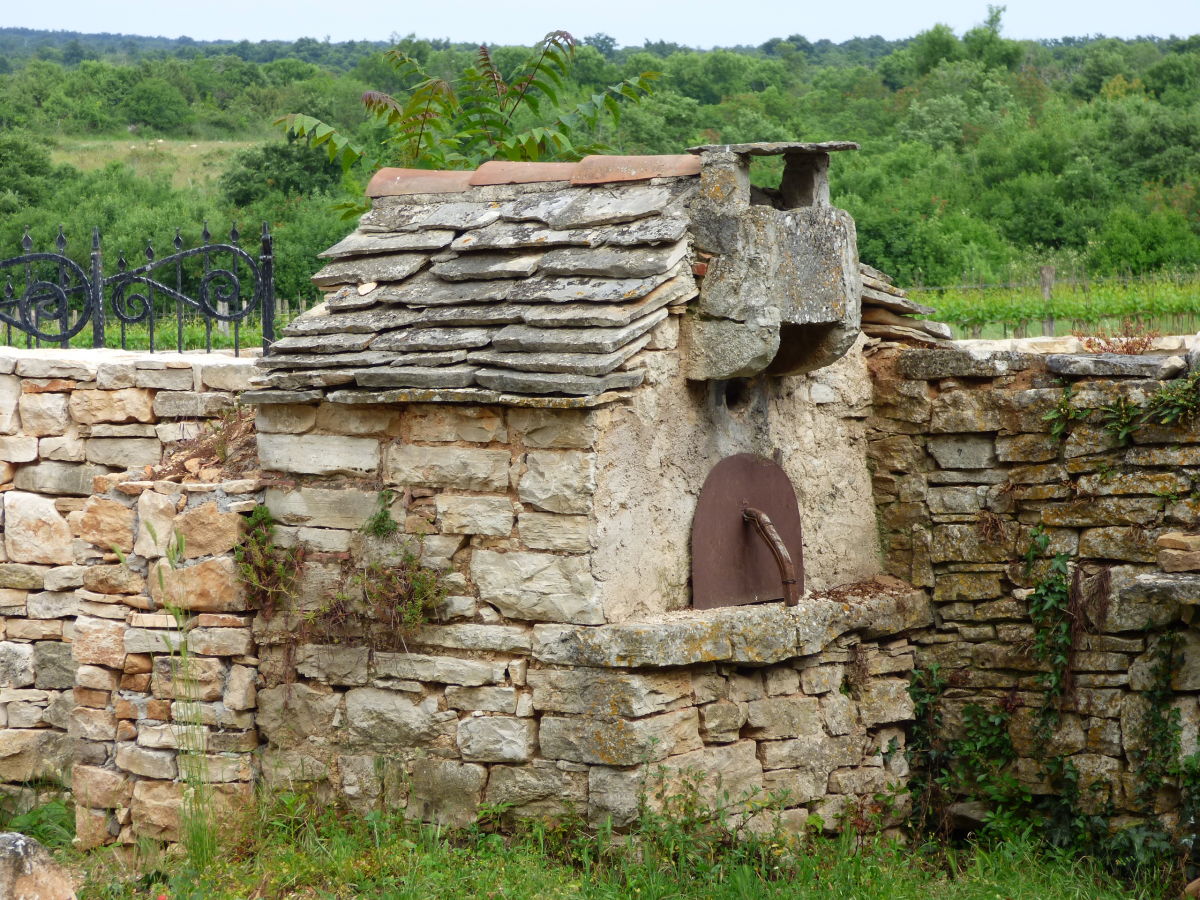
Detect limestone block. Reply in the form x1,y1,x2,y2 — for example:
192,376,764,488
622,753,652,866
130,779,183,841
123,628,184,655
588,765,644,826
445,686,518,713
150,656,225,703
436,495,513,536
518,451,594,515
26,590,77,618
16,392,69,436
759,732,865,779
372,652,505,686
0,729,71,782
294,644,369,685
386,445,510,491
684,317,780,380
506,409,594,449
404,624,532,653
197,361,256,392
72,764,132,809
75,497,135,553
224,664,257,711
822,692,856,735
314,403,394,435
68,388,154,424
408,406,507,443
0,643,35,687
134,368,194,390
345,688,456,747
133,489,177,558
470,550,600,624
744,696,822,739
539,708,702,765
116,744,177,780
82,565,143,594
1103,570,1190,633
927,434,996,470
458,716,535,762
801,665,844,695
148,557,246,612
517,513,591,551
930,390,1004,433
995,433,1059,463
186,627,254,657
405,759,487,827
74,806,111,850
72,615,126,667
175,503,242,558
76,665,120,691
1160,532,1200,552
856,679,914,726
152,392,234,418
700,700,746,743
14,461,110,496
655,741,763,808
257,433,380,476
0,436,37,462
256,684,342,749
486,761,587,817
4,492,72,564
1079,527,1156,562
72,706,118,742
85,438,162,468
0,376,19,433
44,566,85,592
0,565,43,592
256,404,317,434
33,643,74,690
265,486,379,529
527,667,692,717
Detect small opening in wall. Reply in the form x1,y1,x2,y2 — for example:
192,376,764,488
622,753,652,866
747,153,831,210
724,378,753,411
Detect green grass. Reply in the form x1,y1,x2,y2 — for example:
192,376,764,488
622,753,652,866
66,791,1173,900
50,138,259,192
914,273,1200,338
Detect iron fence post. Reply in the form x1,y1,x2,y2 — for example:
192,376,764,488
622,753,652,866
260,223,275,355
90,228,105,349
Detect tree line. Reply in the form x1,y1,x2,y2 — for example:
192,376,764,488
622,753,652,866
2,13,1199,296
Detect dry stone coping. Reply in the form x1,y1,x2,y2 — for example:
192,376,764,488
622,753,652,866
1045,353,1187,379
532,580,931,668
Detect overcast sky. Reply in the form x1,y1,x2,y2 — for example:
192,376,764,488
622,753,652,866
6,0,1198,47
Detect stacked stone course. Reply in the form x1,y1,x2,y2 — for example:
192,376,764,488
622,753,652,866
0,349,256,825
869,339,1200,816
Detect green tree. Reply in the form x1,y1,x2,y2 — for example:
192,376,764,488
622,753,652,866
279,31,657,171
123,76,193,131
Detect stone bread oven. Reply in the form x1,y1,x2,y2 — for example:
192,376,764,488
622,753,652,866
243,144,931,827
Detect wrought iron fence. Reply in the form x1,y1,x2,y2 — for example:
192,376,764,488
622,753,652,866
0,224,275,355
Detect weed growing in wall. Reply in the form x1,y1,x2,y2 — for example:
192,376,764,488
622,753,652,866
235,505,305,618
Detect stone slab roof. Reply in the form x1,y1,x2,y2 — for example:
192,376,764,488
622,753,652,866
260,158,701,400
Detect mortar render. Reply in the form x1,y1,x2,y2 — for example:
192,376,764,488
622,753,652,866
591,335,880,621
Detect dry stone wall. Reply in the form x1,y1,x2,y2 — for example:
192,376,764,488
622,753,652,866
0,349,256,818
869,339,1200,818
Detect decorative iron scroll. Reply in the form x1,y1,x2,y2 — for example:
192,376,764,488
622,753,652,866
0,223,275,355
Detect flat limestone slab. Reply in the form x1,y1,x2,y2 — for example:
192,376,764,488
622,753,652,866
493,309,667,354
319,230,455,259
474,367,644,396
356,365,478,389
469,334,652,376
